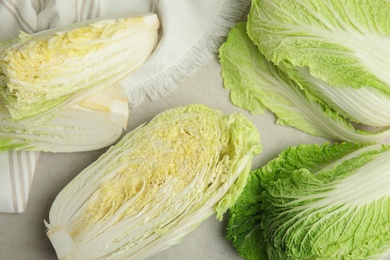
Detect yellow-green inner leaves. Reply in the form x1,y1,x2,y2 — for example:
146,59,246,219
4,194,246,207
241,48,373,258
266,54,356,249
0,13,159,120
46,104,261,259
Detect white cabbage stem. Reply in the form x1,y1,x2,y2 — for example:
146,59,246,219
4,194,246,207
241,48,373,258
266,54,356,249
46,227,75,260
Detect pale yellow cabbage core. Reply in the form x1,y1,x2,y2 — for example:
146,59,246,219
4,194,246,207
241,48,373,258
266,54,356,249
72,112,227,236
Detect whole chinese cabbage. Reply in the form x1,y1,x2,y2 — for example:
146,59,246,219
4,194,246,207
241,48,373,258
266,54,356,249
227,142,390,260
219,0,390,142
44,104,261,260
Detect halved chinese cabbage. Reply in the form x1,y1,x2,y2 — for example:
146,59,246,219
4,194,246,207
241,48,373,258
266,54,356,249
0,12,159,120
45,104,261,259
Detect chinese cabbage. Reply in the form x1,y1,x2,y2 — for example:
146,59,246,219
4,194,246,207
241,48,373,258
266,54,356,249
219,0,390,143
219,22,390,142
0,83,128,152
0,12,159,120
44,104,261,259
228,142,390,259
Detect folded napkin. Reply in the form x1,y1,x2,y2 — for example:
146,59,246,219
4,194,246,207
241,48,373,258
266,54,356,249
0,0,250,213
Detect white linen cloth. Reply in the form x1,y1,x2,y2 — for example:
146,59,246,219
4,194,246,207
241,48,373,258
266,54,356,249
0,0,250,213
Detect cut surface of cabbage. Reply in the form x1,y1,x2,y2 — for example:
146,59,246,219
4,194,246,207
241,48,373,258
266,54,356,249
0,12,159,120
44,104,261,260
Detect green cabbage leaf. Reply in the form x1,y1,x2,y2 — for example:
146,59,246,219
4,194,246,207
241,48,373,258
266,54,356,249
219,0,390,143
248,0,390,94
227,142,390,260
219,22,390,143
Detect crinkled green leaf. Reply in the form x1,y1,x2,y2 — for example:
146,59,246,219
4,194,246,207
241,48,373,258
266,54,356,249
228,142,390,260
219,22,390,143
247,0,390,94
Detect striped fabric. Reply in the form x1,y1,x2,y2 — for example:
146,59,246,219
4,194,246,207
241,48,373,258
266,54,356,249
0,151,39,213
0,0,104,41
